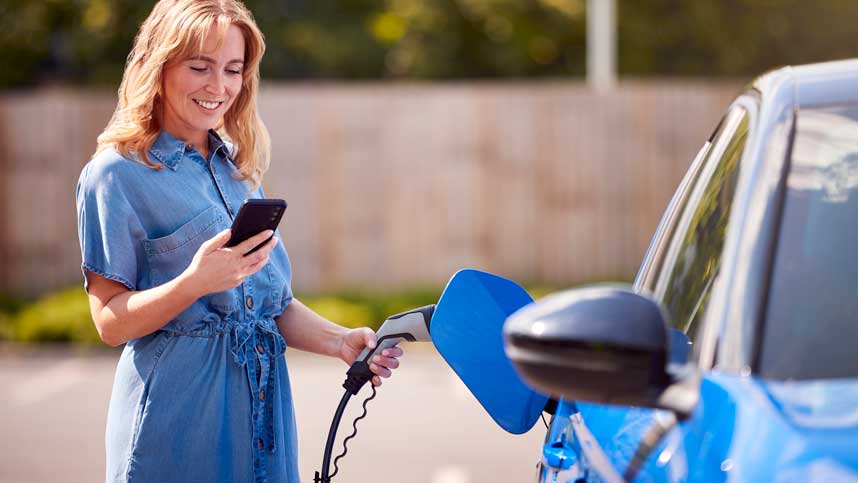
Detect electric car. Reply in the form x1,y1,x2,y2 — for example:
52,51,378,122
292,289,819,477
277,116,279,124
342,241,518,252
503,59,858,482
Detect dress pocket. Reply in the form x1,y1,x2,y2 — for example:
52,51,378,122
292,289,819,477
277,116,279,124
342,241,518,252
143,205,224,282
142,206,236,320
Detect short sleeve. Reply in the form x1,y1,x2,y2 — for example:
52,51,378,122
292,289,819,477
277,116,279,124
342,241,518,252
257,185,294,311
76,160,146,292
279,248,294,310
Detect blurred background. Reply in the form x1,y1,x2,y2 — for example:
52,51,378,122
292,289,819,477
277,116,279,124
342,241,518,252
0,0,856,482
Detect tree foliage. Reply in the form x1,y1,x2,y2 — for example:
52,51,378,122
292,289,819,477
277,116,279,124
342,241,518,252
1,0,857,88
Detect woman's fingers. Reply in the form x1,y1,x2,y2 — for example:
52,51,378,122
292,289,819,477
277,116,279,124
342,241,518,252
245,256,270,274
380,347,403,358
236,236,276,272
369,347,403,380
235,230,274,256
244,235,278,263
242,238,277,270
369,362,393,378
229,237,277,285
371,354,399,370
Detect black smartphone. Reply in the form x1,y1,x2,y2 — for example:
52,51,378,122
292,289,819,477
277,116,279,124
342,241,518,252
226,198,287,255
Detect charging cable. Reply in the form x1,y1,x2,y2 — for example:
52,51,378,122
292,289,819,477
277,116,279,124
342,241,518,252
314,305,435,483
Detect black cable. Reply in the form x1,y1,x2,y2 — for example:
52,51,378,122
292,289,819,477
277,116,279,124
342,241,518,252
541,412,548,429
317,391,352,482
330,384,377,478
316,360,375,482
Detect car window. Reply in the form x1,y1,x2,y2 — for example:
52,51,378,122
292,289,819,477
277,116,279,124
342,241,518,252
653,107,749,349
759,105,858,380
636,134,717,292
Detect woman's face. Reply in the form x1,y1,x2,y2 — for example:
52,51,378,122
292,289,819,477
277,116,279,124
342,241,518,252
161,24,245,142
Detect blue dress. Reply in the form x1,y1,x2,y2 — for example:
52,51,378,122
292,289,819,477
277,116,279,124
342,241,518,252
76,130,300,482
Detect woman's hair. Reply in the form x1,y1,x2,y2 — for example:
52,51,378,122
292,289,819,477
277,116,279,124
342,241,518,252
96,0,270,188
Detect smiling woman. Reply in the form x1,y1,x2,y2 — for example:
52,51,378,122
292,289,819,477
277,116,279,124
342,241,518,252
160,26,246,160
96,0,269,187
75,2,403,482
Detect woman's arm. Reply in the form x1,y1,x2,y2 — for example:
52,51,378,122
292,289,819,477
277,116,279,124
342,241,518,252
275,299,402,386
274,298,348,357
86,272,201,346
87,229,277,346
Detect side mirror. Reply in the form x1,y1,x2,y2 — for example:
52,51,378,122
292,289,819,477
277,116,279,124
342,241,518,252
504,285,696,414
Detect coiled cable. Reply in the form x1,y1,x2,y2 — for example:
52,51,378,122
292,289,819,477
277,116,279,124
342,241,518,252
330,384,377,478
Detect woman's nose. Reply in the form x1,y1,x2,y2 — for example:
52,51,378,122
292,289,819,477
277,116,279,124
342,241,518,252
206,71,226,96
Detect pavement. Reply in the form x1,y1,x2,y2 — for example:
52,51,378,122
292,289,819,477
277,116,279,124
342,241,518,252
0,344,545,483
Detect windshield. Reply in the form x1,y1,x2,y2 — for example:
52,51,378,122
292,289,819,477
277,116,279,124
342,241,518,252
760,104,858,380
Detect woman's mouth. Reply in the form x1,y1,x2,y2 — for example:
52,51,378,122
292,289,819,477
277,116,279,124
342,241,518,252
193,99,224,111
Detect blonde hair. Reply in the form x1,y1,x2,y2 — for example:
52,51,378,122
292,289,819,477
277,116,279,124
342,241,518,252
96,0,270,188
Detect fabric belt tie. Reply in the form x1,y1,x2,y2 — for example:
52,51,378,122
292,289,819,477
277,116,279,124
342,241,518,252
227,317,286,483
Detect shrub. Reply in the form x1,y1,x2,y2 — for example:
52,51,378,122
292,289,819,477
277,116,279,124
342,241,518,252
300,287,439,329
0,313,13,341
3,281,571,344
299,296,376,330
0,293,27,341
0,292,25,314
12,287,101,345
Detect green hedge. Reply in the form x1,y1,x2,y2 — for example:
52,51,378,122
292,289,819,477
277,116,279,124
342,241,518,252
0,283,570,345
9,287,102,345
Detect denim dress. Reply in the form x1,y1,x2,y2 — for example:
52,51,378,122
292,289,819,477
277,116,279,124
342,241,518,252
76,130,300,483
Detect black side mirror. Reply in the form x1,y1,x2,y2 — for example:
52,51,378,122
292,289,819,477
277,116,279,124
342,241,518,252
504,285,696,415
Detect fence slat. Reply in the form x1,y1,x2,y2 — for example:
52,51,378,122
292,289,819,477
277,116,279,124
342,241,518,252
0,82,740,296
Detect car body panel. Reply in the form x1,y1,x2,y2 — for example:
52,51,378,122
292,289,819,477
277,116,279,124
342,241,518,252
533,59,858,482
542,375,858,482
647,374,858,483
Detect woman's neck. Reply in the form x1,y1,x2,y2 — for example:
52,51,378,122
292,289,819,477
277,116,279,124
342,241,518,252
156,111,210,159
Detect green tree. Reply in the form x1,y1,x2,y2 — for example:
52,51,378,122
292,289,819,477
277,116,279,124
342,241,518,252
2,0,858,88
618,0,858,77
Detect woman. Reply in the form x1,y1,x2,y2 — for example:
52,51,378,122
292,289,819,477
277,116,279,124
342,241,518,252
75,1,402,481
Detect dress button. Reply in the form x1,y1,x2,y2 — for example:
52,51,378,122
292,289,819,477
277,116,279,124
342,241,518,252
257,438,264,450
246,296,254,309
260,390,265,401
256,344,264,354
184,144,193,152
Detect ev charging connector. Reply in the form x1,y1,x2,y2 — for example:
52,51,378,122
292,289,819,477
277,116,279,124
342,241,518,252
315,304,435,483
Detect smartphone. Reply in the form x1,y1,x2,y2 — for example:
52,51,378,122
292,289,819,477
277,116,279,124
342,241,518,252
226,198,287,255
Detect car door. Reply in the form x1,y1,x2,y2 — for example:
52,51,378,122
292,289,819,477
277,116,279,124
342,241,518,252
536,102,753,483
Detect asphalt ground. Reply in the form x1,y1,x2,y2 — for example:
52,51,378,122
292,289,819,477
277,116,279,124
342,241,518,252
0,344,545,483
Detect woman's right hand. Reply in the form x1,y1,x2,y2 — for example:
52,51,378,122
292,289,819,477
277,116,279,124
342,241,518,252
179,228,279,298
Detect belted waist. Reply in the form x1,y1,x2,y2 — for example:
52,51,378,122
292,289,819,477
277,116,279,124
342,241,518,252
225,317,286,366
217,315,287,483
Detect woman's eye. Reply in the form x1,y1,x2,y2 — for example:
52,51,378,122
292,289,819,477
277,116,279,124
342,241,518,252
189,66,207,73
226,69,242,75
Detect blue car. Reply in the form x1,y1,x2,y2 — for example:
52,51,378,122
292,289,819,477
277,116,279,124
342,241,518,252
500,59,858,482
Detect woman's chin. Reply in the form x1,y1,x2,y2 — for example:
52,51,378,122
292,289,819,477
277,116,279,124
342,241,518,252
188,120,221,133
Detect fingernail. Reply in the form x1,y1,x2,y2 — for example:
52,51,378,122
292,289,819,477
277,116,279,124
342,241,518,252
372,356,380,363
381,350,388,356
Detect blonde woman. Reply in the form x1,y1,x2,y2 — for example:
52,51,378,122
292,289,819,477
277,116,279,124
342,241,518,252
75,1,401,481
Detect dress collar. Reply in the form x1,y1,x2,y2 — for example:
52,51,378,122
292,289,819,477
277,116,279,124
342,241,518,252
148,129,231,170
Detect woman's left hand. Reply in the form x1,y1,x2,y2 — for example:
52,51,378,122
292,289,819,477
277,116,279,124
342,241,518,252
338,328,403,387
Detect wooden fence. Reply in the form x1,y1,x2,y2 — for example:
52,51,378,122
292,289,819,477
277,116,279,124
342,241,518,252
0,81,739,297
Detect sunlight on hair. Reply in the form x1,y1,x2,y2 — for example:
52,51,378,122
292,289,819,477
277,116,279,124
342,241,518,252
95,0,270,189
